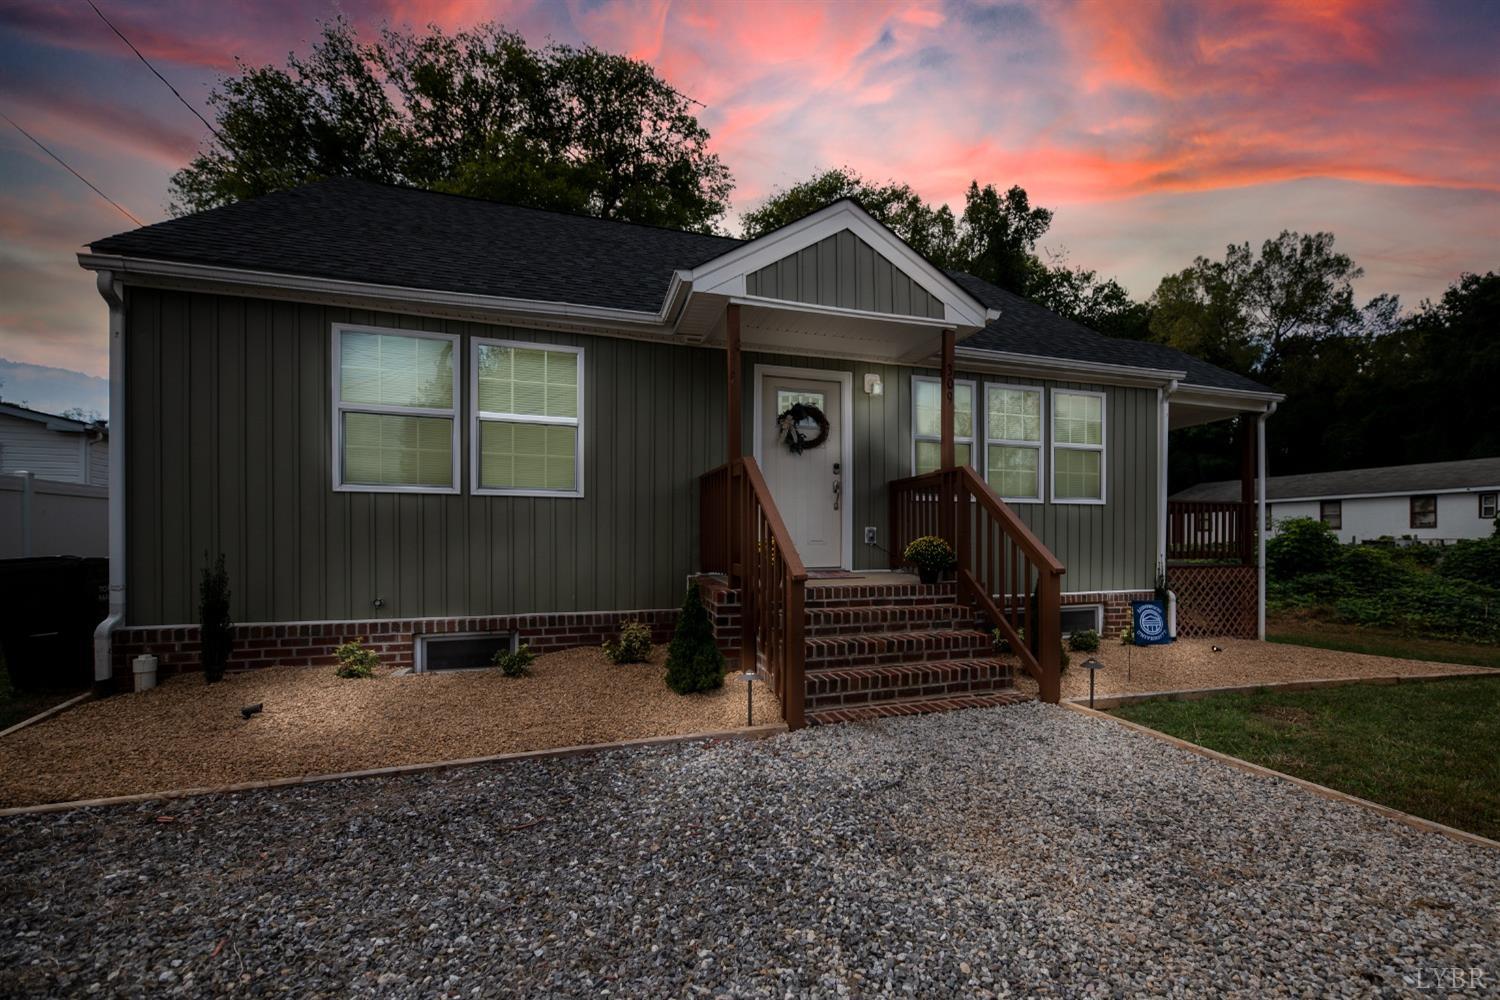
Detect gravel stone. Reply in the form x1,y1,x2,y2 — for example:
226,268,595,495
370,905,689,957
2,703,1495,997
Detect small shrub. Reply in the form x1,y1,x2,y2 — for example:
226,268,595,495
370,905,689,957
1336,545,1414,596
903,535,956,576
1059,642,1071,673
666,583,725,694
1267,518,1341,580
1067,628,1101,653
602,621,653,664
1120,623,1135,645
199,552,233,684
334,637,379,679
494,644,536,678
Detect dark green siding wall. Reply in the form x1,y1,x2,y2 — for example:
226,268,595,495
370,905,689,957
124,288,1157,625
744,230,945,319
742,354,1159,592
124,288,729,625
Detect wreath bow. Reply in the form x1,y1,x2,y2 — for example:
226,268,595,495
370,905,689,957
776,403,830,455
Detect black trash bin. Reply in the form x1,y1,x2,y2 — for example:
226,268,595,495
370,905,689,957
0,556,108,692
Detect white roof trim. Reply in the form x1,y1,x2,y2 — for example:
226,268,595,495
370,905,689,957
685,200,992,329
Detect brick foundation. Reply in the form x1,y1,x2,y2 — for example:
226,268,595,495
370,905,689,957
1168,564,1258,638
112,608,680,686
1069,591,1156,637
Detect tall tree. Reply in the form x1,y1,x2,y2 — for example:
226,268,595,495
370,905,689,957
1148,231,1363,379
954,182,1052,294
739,167,960,264
168,20,733,232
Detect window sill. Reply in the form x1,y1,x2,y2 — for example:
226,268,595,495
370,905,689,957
473,488,585,499
334,483,461,495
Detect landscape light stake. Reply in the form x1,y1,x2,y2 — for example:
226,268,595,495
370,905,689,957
740,671,759,726
1082,658,1103,709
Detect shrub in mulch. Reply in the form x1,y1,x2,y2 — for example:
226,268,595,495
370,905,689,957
335,638,379,679
494,644,536,678
665,583,724,694
603,622,652,664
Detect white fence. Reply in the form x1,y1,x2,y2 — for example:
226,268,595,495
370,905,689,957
0,473,107,558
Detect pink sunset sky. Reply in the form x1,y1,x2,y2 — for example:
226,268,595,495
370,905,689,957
1,0,1497,413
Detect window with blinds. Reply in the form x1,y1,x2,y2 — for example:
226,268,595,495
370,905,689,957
912,376,975,475
473,340,583,495
984,384,1042,500
334,327,458,491
1051,389,1105,502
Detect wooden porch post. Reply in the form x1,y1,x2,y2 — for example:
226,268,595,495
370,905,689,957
725,304,744,589
940,328,956,469
726,304,743,462
938,328,957,547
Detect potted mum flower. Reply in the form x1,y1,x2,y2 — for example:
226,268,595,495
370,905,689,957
903,535,956,585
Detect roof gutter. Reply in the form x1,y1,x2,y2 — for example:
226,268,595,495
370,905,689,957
78,252,675,332
955,345,1187,388
93,270,125,688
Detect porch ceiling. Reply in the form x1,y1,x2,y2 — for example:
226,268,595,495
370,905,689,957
685,296,967,363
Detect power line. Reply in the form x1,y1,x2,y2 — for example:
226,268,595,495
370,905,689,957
1,110,143,226
84,0,226,146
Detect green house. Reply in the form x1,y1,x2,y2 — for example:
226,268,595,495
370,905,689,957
79,179,1280,726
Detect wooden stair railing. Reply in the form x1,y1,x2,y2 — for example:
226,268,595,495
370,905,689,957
699,458,808,728
889,466,1066,703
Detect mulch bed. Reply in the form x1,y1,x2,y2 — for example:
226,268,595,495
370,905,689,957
1013,637,1486,701
0,645,778,808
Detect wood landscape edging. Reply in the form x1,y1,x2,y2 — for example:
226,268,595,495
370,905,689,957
1065,701,1500,851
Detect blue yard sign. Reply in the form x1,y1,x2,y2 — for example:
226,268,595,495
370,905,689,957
1132,600,1171,645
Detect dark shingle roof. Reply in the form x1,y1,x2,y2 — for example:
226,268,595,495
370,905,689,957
89,178,1266,393
1174,457,1500,502
89,178,742,313
949,272,1270,393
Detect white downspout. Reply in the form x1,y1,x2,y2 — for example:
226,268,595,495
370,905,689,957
1156,380,1179,581
1256,401,1277,640
93,271,125,687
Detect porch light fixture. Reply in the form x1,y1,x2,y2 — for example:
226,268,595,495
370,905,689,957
863,373,883,396
739,670,760,726
1081,657,1104,709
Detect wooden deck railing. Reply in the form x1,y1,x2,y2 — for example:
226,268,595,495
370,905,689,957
699,458,807,728
889,466,1065,703
1167,500,1254,564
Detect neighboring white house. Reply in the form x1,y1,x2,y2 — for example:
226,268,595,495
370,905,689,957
1175,456,1500,545
0,402,108,486
0,403,109,558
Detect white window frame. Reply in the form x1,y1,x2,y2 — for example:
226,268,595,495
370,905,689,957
331,323,461,494
469,337,585,498
1480,493,1497,519
1059,603,1103,636
1049,388,1107,505
982,382,1044,504
911,375,977,475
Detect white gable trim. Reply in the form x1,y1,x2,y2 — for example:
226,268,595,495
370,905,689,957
686,201,994,330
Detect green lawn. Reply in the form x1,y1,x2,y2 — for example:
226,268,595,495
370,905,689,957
1268,618,1500,670
1114,677,1500,840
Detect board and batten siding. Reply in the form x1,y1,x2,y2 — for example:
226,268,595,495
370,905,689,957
123,287,729,626
123,287,1158,626
742,354,1159,592
744,230,945,319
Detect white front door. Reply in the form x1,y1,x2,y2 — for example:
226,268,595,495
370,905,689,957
759,374,845,568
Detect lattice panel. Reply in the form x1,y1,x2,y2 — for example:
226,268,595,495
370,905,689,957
1170,565,1257,638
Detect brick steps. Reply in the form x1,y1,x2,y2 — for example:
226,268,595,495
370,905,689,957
804,603,974,636
807,690,1033,727
804,628,994,667
805,656,1016,709
803,582,957,608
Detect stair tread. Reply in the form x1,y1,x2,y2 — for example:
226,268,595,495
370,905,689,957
806,655,1013,676
807,690,1033,726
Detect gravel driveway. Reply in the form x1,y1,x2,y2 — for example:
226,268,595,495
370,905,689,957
3,703,1495,997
